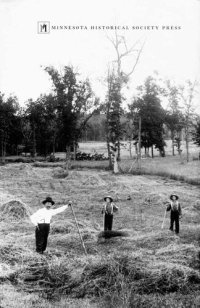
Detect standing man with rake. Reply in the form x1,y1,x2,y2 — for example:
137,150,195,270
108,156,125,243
30,197,72,254
102,196,118,231
166,194,182,235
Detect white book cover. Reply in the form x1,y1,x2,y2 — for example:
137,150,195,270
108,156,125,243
0,1,200,308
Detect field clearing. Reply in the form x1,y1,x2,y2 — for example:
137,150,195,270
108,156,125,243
0,163,200,307
77,140,200,158
56,140,200,185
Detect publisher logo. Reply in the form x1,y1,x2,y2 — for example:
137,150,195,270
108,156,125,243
38,22,50,34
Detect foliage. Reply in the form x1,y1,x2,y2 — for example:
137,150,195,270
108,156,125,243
45,66,97,150
75,151,108,161
129,76,166,156
106,73,124,150
0,93,22,157
192,121,200,147
179,80,198,162
17,66,99,157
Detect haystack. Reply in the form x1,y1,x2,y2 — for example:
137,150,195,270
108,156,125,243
53,167,69,179
0,199,31,220
193,200,200,211
0,263,14,280
144,193,165,204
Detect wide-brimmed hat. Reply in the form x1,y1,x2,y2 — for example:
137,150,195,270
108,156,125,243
104,196,113,202
170,194,179,200
42,197,55,205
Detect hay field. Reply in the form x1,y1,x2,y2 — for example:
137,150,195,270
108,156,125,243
77,140,199,158
0,163,200,307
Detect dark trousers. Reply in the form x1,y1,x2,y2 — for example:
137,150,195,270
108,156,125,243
170,212,179,234
35,223,50,253
104,214,113,231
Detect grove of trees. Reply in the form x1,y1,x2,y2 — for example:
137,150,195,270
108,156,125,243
0,34,199,172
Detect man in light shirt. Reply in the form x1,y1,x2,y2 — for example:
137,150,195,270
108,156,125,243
30,196,72,254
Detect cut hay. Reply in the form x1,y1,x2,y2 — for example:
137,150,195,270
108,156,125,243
0,263,15,280
144,193,166,205
50,221,75,234
33,162,65,168
98,230,129,239
52,167,69,179
193,200,200,211
11,253,200,300
67,171,106,186
0,199,31,221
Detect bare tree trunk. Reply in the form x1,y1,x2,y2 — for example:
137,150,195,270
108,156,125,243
171,131,175,156
107,140,112,169
52,134,56,155
151,146,154,158
135,143,138,158
113,149,119,174
73,141,76,161
129,141,132,158
32,123,36,158
117,141,121,161
138,116,142,169
1,133,5,164
66,145,71,170
185,127,189,162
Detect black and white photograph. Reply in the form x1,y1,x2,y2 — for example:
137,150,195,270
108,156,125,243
0,0,200,307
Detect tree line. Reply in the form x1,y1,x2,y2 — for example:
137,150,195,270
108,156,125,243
0,32,199,171
0,69,199,163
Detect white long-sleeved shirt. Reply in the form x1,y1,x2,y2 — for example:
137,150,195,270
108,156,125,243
30,205,68,226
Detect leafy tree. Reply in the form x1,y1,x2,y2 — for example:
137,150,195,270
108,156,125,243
106,71,124,171
44,66,99,162
129,76,166,157
0,93,22,160
82,114,106,141
164,80,184,155
192,121,200,147
179,80,198,162
22,94,58,157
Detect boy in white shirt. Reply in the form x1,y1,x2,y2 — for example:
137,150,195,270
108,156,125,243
30,196,71,254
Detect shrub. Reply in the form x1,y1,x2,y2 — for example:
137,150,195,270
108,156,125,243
74,152,108,161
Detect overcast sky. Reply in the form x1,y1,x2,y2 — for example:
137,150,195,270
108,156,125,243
0,0,199,107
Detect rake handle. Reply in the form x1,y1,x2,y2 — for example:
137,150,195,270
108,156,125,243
161,210,167,229
70,204,87,256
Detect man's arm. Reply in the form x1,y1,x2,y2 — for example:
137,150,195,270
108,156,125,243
101,204,105,214
51,201,72,216
166,203,171,211
113,203,118,212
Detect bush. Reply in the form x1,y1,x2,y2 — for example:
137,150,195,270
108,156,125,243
74,152,108,161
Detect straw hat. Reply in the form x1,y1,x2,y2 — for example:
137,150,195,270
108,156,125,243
170,194,179,200
104,196,113,202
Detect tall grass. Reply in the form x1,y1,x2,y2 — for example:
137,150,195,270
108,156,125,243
119,157,200,185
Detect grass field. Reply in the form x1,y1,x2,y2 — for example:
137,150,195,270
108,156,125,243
0,163,200,307
77,140,200,158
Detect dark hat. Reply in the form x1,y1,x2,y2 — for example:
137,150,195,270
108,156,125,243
170,194,179,200
42,197,55,205
104,196,113,202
